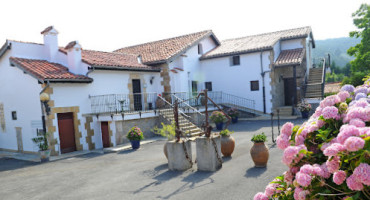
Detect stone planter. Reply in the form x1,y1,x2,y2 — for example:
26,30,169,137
164,142,168,159
221,135,235,157
39,149,51,162
250,142,269,167
166,140,193,171
196,135,222,171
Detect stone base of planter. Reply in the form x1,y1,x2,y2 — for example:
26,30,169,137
196,135,222,171
167,140,192,171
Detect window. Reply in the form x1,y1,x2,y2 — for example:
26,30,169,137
192,81,198,93
198,44,203,55
205,82,212,91
230,55,240,66
250,81,259,91
11,111,17,120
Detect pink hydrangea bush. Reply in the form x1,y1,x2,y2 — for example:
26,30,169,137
254,79,370,200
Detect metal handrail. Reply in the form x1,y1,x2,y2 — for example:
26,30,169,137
171,94,205,116
156,95,190,118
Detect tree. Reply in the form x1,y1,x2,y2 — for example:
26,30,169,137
347,4,370,72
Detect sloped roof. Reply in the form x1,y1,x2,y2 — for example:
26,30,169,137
59,48,160,72
274,48,305,67
9,57,92,83
201,27,313,60
114,30,220,64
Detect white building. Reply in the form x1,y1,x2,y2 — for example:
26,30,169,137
0,26,315,155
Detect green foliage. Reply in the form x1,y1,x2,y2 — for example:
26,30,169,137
220,129,234,136
347,3,370,73
152,122,176,140
342,71,368,86
126,126,144,141
325,71,346,83
251,132,267,143
32,130,49,151
210,111,227,123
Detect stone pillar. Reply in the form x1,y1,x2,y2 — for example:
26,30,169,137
196,135,222,171
167,140,193,171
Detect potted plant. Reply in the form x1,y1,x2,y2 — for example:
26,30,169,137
210,111,227,130
152,122,176,159
250,132,269,167
220,129,235,157
297,100,311,119
126,126,144,149
227,108,240,123
32,130,51,162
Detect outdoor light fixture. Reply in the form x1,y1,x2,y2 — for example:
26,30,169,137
40,93,51,115
150,76,155,85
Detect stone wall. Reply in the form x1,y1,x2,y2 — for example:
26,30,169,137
115,116,159,145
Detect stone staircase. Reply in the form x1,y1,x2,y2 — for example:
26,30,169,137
305,68,324,99
275,106,293,116
159,109,203,139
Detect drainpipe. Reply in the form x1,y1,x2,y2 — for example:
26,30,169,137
260,51,266,114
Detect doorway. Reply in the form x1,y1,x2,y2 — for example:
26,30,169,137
132,79,142,111
284,78,295,106
57,112,76,154
101,122,110,148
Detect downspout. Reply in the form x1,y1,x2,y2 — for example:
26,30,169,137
260,51,266,114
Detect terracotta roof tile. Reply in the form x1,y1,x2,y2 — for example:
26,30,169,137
274,48,305,67
40,26,54,34
114,30,217,64
9,57,92,83
59,48,159,71
65,41,78,50
201,27,312,60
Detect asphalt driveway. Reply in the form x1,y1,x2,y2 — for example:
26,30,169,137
0,119,305,200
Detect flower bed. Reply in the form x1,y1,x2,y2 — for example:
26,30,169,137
254,77,370,200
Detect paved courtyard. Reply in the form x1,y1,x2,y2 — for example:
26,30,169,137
0,119,304,200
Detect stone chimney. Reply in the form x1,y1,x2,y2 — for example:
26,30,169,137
65,41,83,75
41,26,59,62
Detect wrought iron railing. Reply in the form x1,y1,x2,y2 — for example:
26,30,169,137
89,92,158,114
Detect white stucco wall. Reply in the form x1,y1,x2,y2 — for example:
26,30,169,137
200,51,273,113
281,39,303,50
168,36,218,94
0,42,44,152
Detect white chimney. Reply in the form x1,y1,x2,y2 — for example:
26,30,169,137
65,41,83,75
41,26,59,62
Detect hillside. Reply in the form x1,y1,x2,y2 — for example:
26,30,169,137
312,37,360,67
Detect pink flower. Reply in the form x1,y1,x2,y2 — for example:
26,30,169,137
341,84,355,93
295,135,305,146
322,106,339,119
333,170,346,185
277,134,290,150
281,122,294,136
264,184,276,197
293,187,308,200
346,174,363,191
337,125,360,144
344,137,365,152
296,172,312,187
299,164,314,175
349,118,366,127
284,171,294,184
320,163,331,179
353,163,370,186
253,192,268,200
323,143,345,157
316,119,325,128
312,164,323,176
326,156,340,173
337,91,350,102
282,146,299,166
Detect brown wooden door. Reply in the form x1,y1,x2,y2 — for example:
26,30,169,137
284,78,295,106
57,112,76,154
101,122,110,148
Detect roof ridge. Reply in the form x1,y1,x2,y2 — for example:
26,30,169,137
83,48,140,57
114,30,212,52
7,39,43,46
221,26,311,42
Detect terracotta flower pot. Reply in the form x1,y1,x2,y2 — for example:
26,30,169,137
250,142,269,167
221,135,235,157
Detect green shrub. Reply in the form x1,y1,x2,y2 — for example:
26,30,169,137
220,129,234,136
251,132,267,143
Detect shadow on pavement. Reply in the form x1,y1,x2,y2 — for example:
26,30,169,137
245,166,267,178
117,149,138,155
0,157,38,172
222,156,232,162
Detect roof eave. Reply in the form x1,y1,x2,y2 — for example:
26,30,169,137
46,78,93,83
273,62,302,68
9,58,45,83
0,40,11,59
91,65,161,72
200,47,273,61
